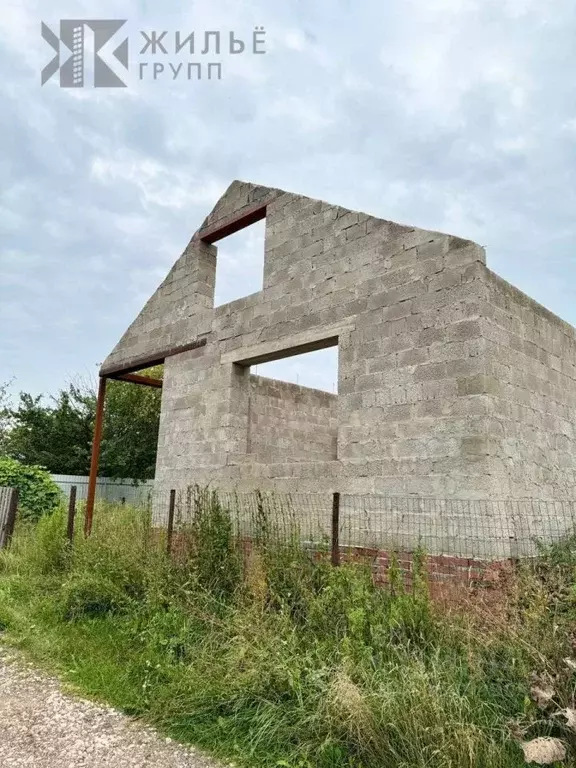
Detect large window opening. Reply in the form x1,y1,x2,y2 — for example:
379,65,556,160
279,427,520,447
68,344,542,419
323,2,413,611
254,346,338,394
213,219,265,307
243,344,339,463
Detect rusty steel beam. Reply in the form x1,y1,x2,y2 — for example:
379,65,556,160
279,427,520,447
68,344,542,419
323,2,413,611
84,376,107,536
114,373,163,388
198,202,268,244
100,337,207,378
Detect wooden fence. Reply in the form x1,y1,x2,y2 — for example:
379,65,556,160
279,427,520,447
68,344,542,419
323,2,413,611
0,487,19,550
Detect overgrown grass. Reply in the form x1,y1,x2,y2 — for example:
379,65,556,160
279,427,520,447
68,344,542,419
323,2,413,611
1,494,576,767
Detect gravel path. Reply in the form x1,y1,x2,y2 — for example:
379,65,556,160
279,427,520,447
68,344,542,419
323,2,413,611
0,648,225,768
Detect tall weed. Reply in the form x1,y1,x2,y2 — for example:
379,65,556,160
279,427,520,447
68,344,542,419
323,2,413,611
1,492,575,767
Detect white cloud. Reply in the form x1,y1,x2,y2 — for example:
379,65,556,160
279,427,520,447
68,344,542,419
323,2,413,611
1,0,576,397
90,154,226,210
284,30,307,51
264,95,333,132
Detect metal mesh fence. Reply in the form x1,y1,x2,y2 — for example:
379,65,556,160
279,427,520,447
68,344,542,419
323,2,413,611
52,476,154,506
73,487,576,594
169,490,333,549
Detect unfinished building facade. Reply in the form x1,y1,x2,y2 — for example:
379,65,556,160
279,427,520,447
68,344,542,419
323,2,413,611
100,181,576,507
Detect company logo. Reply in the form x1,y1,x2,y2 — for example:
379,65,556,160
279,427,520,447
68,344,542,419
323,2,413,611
41,23,267,88
41,20,129,88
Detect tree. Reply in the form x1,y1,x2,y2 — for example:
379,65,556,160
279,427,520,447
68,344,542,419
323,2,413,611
0,379,12,454
5,386,94,475
100,368,162,481
3,368,162,481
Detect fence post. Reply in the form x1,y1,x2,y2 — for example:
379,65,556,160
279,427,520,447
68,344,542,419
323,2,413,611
3,488,19,549
166,490,176,555
66,486,77,543
331,492,340,566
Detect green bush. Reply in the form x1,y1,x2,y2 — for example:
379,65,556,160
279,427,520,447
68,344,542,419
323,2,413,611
0,457,61,521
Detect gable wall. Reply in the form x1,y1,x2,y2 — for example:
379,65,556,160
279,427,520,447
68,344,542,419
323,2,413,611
102,181,576,559
153,189,493,499
101,240,216,375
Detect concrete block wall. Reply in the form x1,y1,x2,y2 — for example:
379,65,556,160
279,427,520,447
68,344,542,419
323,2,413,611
150,184,494,501
338,495,515,559
102,239,216,374
479,270,576,499
156,342,241,476
102,180,576,548
247,375,337,463
196,180,279,235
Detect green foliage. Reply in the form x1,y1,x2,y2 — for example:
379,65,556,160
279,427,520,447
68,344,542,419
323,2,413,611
0,379,12,455
63,501,162,615
0,457,61,521
2,496,576,768
100,367,162,481
4,386,94,475
3,370,162,480
179,487,241,597
25,506,69,572
0,505,68,579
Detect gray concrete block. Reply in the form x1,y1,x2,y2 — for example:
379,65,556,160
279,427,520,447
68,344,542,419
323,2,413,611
100,181,576,551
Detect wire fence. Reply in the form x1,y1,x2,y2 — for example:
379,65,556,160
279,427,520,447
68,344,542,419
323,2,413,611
51,475,153,506
21,484,576,594
145,488,576,593
148,491,576,553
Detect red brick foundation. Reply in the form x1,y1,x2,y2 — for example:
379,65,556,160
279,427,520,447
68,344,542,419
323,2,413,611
338,545,516,600
160,530,516,601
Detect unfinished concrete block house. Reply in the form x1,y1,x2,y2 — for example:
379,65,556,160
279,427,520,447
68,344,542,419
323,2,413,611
94,181,576,558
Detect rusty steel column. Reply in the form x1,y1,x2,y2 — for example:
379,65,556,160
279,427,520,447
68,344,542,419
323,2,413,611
84,376,107,536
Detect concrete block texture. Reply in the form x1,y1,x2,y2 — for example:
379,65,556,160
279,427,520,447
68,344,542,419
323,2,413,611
102,180,576,514
247,375,337,463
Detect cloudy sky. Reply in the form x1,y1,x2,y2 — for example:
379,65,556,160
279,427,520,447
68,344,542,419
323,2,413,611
1,0,576,399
